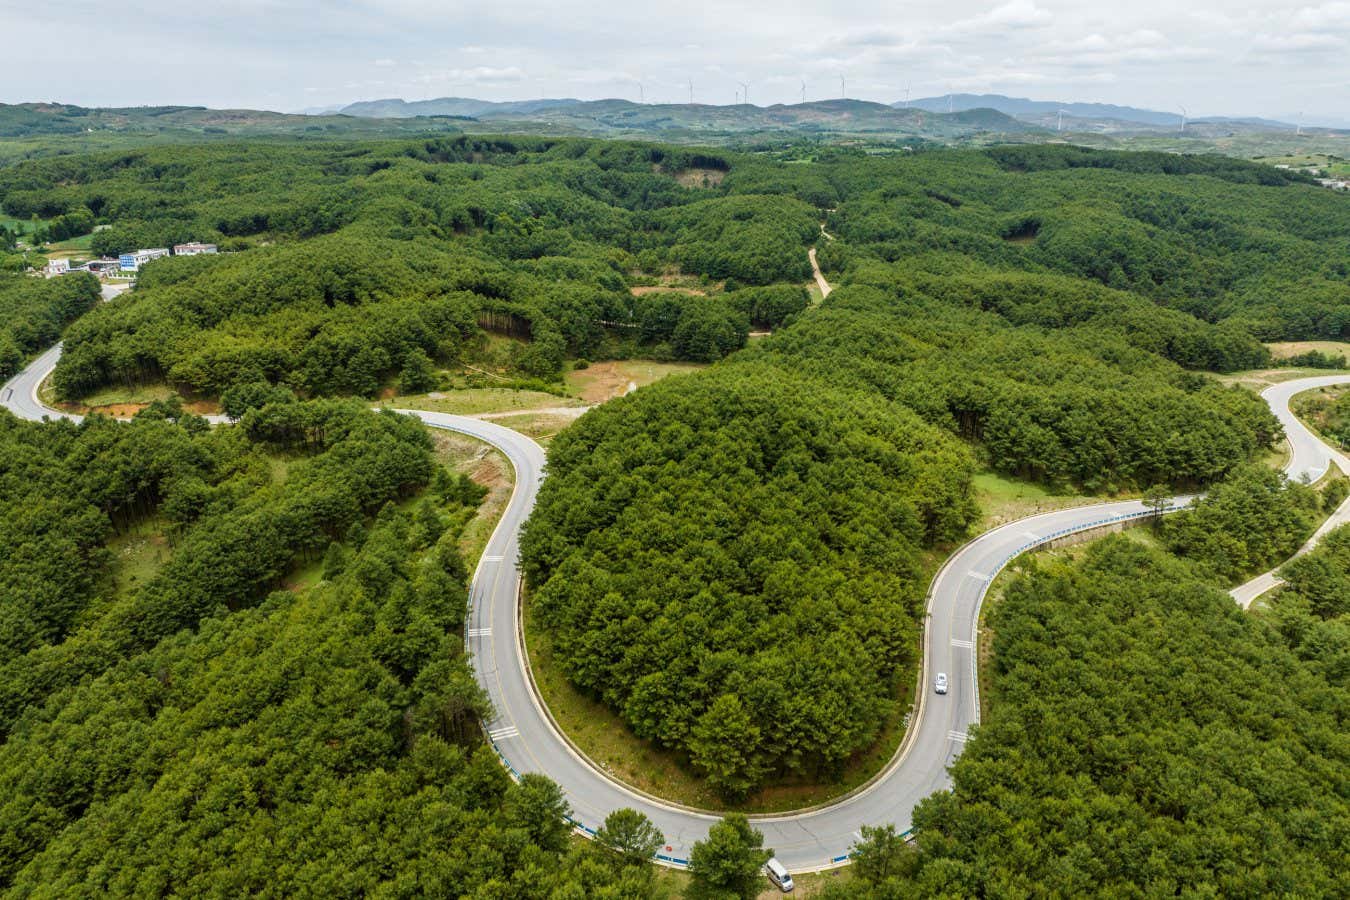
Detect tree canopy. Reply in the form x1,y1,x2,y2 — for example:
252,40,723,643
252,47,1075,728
0,271,99,380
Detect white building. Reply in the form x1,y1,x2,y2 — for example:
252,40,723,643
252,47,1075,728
173,242,218,256
119,248,170,272
45,258,70,277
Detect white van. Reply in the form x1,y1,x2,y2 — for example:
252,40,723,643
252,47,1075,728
765,856,794,892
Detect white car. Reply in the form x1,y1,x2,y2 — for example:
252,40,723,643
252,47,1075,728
765,857,794,892
934,672,948,694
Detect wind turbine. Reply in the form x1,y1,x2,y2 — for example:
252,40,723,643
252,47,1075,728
903,83,911,108
1178,105,1188,133
1057,108,1066,132
688,79,694,105
801,80,807,104
840,74,846,99
637,82,644,103
738,81,750,105
1296,111,1304,136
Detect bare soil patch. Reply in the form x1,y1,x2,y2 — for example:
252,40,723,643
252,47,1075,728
628,285,707,297
564,360,704,404
673,167,726,188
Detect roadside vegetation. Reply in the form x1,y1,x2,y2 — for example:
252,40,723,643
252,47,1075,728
1156,464,1323,583
1269,524,1350,685
0,271,99,379
1294,383,1350,448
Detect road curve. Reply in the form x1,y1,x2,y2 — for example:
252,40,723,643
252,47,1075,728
4,340,1348,870
1230,375,1350,606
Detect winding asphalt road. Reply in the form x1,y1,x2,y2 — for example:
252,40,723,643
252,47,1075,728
1230,376,1350,606
4,321,1348,871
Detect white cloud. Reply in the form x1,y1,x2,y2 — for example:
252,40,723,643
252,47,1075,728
412,66,527,85
978,0,1053,28
1289,1,1350,29
1250,32,1346,53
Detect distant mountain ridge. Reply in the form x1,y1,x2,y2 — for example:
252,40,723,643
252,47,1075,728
339,93,1327,136
341,97,583,118
335,96,1043,138
5,97,1347,160
900,93,1299,131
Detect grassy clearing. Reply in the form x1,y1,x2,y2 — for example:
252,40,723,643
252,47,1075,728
973,470,1103,529
524,593,921,815
284,556,326,594
1257,154,1350,177
1262,440,1292,473
102,517,172,606
0,214,49,236
1267,340,1350,362
386,388,586,417
46,233,95,253
39,377,172,411
564,359,705,404
626,272,715,291
805,278,825,306
617,864,847,899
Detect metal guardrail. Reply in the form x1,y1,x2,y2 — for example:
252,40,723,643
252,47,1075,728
481,719,909,869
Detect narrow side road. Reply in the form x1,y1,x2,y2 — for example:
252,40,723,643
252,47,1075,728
809,247,832,299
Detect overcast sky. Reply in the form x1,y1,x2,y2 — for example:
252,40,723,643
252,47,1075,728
3,0,1347,123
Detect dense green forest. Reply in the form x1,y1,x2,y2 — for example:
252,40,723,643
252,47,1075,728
0,138,1343,407
0,403,680,896
821,146,1349,340
0,272,99,379
1269,524,1350,686
1157,465,1324,582
822,537,1349,898
0,400,442,731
